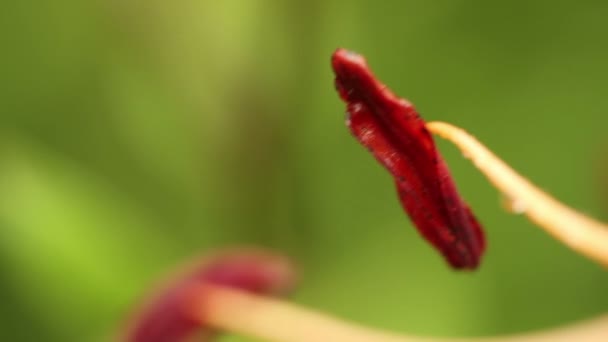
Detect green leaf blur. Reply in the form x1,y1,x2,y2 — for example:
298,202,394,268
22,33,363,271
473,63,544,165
1,1,607,341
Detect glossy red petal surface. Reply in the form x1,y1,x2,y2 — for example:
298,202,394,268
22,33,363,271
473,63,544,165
332,49,485,269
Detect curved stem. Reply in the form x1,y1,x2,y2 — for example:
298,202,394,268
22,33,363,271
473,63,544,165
426,121,608,267
194,285,608,342
186,121,608,342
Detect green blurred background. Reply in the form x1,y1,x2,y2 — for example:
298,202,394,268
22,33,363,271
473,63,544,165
1,1,608,341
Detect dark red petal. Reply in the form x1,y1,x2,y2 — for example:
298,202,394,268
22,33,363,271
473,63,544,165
123,249,296,342
332,49,485,269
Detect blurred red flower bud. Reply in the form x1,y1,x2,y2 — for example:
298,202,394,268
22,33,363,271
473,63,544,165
123,249,296,342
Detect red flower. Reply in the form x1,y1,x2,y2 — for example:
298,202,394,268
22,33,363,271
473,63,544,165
332,49,485,269
123,249,295,342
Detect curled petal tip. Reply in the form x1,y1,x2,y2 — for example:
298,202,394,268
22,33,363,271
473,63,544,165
332,48,366,70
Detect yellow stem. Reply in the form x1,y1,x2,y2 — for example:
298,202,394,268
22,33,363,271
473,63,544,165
195,285,608,342
426,121,608,267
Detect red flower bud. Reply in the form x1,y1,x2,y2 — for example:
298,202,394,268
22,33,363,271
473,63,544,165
332,49,485,269
123,249,296,342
